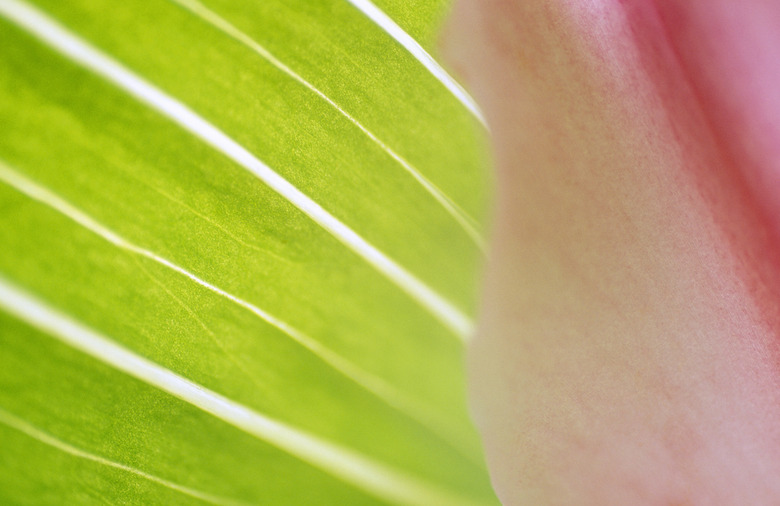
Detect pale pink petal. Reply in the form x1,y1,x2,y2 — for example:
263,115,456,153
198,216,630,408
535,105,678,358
442,1,780,503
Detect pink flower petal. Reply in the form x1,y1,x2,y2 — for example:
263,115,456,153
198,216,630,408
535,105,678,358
442,1,780,503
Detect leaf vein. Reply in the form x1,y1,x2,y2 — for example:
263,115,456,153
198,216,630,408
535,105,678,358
344,0,487,127
170,0,485,248
0,0,472,338
0,159,466,454
0,281,487,506
132,256,269,394
0,407,249,506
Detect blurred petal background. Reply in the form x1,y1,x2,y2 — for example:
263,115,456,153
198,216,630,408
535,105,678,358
442,0,780,503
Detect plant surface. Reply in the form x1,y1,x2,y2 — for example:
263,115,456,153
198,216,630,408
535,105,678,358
0,0,497,504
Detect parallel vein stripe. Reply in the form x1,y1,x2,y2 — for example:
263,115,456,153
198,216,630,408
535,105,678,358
344,0,487,127
0,407,246,506
0,0,472,340
0,279,487,506
132,255,269,396
170,0,485,249
0,160,464,453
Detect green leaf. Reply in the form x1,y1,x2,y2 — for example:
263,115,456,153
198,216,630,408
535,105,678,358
0,0,496,504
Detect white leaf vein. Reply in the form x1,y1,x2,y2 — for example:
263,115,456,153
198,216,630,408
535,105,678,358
132,255,268,394
0,280,488,506
168,0,484,249
0,0,472,339
0,407,249,506
344,0,487,127
0,160,468,455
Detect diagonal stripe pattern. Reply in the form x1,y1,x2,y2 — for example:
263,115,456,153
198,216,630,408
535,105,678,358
344,0,487,127
170,0,485,248
0,0,473,340
0,277,487,506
